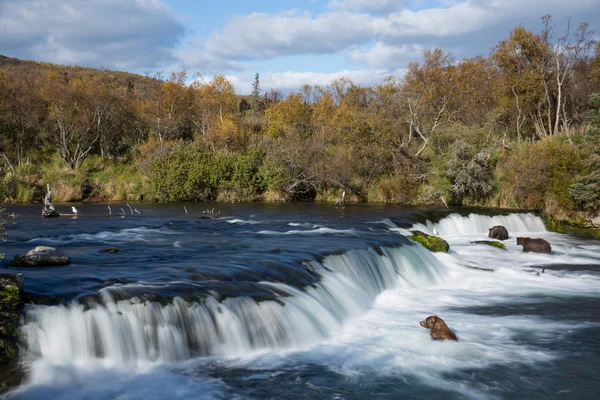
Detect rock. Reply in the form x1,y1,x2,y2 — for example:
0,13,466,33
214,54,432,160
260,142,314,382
10,246,70,267
0,275,23,312
409,230,449,252
42,209,60,218
0,274,25,392
471,240,507,250
99,248,120,254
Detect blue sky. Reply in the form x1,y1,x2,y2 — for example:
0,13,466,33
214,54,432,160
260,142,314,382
1,0,599,93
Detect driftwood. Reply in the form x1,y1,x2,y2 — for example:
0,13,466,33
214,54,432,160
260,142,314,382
42,184,59,218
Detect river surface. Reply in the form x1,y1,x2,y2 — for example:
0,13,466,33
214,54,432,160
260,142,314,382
1,203,599,399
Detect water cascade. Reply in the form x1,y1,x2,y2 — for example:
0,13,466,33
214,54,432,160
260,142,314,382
22,245,444,365
410,212,547,237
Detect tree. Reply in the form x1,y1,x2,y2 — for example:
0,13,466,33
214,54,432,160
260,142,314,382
545,15,594,136
43,72,112,169
142,71,192,143
492,26,550,140
0,70,46,166
403,49,455,155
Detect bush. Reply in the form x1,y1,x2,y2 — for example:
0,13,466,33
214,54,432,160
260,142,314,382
569,153,600,212
147,141,268,202
498,137,584,212
444,140,495,204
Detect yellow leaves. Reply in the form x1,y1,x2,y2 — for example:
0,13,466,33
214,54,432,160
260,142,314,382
264,93,310,137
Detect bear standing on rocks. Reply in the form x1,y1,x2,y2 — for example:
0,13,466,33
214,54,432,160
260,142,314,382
420,315,458,341
488,225,509,240
516,237,552,254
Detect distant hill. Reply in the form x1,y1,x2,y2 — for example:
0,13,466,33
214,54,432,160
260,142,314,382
0,54,160,93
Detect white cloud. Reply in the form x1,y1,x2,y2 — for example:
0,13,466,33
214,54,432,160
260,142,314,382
328,0,407,15
0,0,185,70
206,11,376,60
226,69,402,94
349,42,425,69
200,0,600,70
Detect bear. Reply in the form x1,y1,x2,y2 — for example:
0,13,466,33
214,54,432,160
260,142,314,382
488,225,509,240
516,237,552,254
419,315,458,341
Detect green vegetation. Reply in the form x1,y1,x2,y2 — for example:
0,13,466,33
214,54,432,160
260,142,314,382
472,241,507,250
409,231,450,253
0,286,19,303
0,16,599,227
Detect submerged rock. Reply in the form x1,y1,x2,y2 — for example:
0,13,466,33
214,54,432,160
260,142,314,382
409,230,449,252
10,246,70,267
99,248,120,254
471,240,507,250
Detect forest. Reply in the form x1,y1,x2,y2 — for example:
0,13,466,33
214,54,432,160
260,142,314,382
0,15,599,226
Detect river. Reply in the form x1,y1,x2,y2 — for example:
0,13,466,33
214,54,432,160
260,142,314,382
1,203,599,399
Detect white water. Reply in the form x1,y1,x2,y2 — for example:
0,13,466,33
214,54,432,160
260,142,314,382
22,246,443,365
410,212,547,237
10,212,600,399
28,226,181,245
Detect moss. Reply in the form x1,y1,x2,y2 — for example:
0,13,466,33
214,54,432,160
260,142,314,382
0,286,19,303
546,218,600,239
409,231,450,252
0,338,18,362
472,240,507,250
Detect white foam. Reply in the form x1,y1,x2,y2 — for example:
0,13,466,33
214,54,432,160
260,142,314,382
14,212,600,399
257,227,357,236
29,226,180,245
411,212,547,237
225,218,261,225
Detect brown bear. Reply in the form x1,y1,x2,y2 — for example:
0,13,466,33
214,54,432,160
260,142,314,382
419,315,458,341
516,237,551,254
488,225,509,240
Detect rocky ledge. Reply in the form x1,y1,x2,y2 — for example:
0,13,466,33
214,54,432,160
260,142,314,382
0,274,24,392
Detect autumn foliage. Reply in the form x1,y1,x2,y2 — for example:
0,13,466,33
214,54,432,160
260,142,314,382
0,16,599,221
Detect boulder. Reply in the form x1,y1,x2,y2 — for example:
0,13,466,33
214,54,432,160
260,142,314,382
471,240,507,250
10,246,70,267
409,230,449,252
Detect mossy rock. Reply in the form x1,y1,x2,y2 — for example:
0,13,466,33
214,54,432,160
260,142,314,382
409,230,449,252
0,275,23,311
471,240,507,250
546,218,600,239
0,338,18,363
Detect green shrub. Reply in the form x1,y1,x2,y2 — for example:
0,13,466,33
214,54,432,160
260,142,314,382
569,153,600,212
444,140,495,204
498,137,584,211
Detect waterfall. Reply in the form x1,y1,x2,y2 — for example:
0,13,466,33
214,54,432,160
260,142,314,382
411,213,547,237
22,245,444,365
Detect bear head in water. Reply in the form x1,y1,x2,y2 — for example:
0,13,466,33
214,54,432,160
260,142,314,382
419,315,458,341
516,237,552,254
488,225,509,240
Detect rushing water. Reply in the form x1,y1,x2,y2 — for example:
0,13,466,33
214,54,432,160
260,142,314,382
1,203,599,399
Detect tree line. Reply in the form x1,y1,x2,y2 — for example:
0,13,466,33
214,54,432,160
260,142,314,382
0,15,599,221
